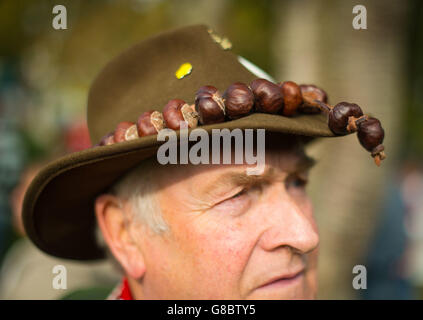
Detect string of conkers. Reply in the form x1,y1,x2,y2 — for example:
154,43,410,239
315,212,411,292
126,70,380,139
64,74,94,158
314,100,385,166
94,78,386,166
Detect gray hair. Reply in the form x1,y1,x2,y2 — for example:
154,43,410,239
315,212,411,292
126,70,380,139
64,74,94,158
108,157,169,234
95,157,169,268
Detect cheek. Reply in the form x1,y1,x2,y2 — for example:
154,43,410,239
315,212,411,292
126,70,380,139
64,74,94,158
178,215,255,287
191,220,246,268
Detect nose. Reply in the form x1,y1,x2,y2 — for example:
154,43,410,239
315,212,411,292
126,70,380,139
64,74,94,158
257,184,319,254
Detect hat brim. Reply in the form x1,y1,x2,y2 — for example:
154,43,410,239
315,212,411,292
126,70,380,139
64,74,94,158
22,112,337,260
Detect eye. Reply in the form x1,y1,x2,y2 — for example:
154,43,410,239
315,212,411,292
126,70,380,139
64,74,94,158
213,188,247,208
286,174,308,189
211,187,251,216
231,188,247,199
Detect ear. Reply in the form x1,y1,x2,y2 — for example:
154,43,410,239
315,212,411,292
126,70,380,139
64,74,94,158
95,194,146,279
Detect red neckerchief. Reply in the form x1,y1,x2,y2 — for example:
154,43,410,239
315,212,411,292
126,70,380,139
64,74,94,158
119,277,133,300
107,277,134,300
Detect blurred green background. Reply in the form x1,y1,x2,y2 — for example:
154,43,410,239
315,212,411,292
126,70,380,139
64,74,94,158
0,0,422,300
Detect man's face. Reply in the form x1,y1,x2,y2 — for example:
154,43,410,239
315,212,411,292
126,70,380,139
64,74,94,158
127,137,319,299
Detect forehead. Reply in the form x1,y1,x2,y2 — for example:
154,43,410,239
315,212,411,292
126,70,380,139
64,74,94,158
154,134,311,187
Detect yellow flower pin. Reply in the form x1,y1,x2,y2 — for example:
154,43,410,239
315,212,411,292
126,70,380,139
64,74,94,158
175,62,193,79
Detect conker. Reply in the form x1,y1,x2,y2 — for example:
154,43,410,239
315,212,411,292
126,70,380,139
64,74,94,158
114,121,136,142
195,86,225,124
163,99,199,130
223,82,254,119
299,84,328,113
196,97,226,125
278,81,302,116
250,79,284,114
357,117,386,166
357,117,384,151
328,102,364,135
195,86,222,103
99,132,115,146
137,111,165,136
125,124,139,141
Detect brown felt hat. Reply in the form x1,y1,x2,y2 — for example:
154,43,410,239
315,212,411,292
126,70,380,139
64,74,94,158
22,24,340,261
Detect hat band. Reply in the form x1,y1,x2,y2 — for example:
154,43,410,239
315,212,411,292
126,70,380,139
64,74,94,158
94,78,386,167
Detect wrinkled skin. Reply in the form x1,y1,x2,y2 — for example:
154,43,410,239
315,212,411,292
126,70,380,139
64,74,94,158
95,136,320,299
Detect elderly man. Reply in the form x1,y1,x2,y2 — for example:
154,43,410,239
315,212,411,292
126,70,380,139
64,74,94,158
96,133,318,299
22,25,384,300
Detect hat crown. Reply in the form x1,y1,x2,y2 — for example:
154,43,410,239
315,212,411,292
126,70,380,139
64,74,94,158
87,24,257,144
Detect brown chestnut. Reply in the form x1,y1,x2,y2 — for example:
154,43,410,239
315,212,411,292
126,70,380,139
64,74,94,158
195,86,225,124
163,99,199,130
328,102,364,135
137,111,165,136
223,82,254,119
114,121,136,142
196,97,226,125
357,117,384,151
299,84,328,113
278,81,302,116
99,132,115,146
125,124,139,141
250,79,284,114
195,86,222,103
357,117,386,166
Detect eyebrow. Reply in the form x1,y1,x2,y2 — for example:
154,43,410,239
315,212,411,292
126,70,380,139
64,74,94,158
295,154,317,172
201,154,317,196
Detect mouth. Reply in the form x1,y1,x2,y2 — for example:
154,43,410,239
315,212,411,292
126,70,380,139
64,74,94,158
257,269,305,290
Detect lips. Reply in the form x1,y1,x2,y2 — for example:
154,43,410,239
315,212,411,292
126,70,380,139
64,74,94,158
257,268,305,289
